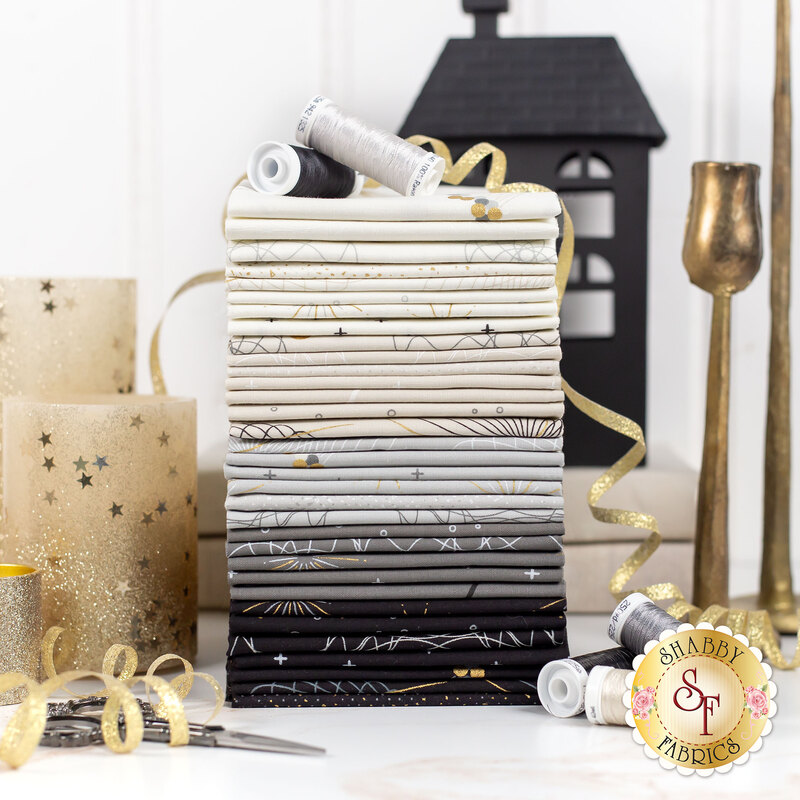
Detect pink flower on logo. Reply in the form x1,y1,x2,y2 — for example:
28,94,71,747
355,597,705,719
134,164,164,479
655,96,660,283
632,686,656,719
745,687,769,717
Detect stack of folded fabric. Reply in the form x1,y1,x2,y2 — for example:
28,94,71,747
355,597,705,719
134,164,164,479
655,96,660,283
224,181,570,707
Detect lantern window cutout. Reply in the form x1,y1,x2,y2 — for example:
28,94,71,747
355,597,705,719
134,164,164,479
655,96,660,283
398,0,666,465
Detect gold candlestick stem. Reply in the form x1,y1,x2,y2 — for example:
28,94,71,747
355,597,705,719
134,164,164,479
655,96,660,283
760,0,797,632
683,161,762,609
694,293,732,608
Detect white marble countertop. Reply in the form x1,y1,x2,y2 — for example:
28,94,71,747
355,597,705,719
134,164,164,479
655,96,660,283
2,611,798,798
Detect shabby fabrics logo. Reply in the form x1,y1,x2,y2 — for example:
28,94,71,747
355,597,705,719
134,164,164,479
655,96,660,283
623,623,777,775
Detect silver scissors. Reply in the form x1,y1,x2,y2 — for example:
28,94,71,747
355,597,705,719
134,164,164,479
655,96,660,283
43,696,325,756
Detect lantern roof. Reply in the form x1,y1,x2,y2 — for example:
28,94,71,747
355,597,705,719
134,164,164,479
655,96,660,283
399,33,666,146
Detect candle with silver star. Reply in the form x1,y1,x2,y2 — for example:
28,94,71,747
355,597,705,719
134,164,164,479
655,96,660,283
1,394,197,671
0,277,136,526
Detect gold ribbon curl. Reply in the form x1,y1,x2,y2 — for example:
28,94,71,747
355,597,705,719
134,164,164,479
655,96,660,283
408,135,800,668
147,137,798,668
0,627,224,769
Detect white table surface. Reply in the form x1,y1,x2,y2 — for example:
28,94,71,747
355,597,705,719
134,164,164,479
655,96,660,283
2,611,798,798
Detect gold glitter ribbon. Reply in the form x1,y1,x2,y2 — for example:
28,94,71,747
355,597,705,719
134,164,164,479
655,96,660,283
410,135,800,668
0,627,224,769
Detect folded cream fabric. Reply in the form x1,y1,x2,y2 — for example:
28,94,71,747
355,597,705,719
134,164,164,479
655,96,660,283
227,240,558,264
225,493,564,512
226,478,563,497
225,535,563,557
226,287,557,305
229,581,566,601
229,417,565,440
227,182,561,221
228,315,559,337
227,435,564,454
226,388,563,405
227,301,558,320
227,402,566,423
225,374,561,391
228,329,560,355
227,262,557,279
225,274,556,292
225,359,562,377
225,218,558,242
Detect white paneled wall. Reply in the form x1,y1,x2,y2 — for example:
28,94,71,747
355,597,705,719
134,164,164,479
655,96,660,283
1,0,798,594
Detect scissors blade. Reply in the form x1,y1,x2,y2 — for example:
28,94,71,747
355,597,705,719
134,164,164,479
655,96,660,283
212,729,325,756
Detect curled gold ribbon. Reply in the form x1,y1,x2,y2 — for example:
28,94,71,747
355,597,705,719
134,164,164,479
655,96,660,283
0,626,224,769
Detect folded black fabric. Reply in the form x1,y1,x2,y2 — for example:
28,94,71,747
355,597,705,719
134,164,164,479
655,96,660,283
228,677,539,696
228,612,566,635
228,628,564,656
226,521,566,542
229,644,568,670
226,666,543,682
228,691,539,708
229,566,564,585
229,596,567,618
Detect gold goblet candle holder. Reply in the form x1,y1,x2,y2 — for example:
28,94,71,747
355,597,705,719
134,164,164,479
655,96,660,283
1,395,197,671
682,162,762,609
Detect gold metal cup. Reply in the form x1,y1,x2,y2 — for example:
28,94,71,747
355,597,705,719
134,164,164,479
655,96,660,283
683,162,763,608
0,564,43,705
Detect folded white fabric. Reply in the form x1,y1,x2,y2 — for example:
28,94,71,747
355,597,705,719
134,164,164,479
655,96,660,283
225,274,556,292
227,301,558,320
228,329,560,355
227,182,561,221
227,240,557,264
225,287,556,305
227,262,557,279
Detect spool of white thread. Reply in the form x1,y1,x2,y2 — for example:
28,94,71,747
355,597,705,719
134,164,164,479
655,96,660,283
584,666,632,726
537,657,590,717
246,141,364,197
296,95,445,197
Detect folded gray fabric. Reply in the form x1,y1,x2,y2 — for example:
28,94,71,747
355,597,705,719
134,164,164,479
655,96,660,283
225,478,563,497
223,465,564,481
227,507,564,528
229,580,566,600
225,534,563,556
227,551,564,570
225,521,565,542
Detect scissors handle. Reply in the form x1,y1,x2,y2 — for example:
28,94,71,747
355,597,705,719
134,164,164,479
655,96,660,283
41,715,104,748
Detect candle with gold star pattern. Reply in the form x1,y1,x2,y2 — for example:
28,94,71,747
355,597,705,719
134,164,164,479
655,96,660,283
1,394,197,671
0,277,136,523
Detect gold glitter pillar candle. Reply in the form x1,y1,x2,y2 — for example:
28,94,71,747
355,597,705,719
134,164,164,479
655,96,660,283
1,395,197,671
0,565,43,705
0,277,136,522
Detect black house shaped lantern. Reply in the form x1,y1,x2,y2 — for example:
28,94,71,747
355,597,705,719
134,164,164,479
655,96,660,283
399,0,666,466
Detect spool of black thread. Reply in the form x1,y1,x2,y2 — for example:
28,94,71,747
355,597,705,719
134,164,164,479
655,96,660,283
247,141,363,198
537,646,635,717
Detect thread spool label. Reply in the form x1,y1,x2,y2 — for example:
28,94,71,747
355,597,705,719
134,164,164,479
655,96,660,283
625,626,776,774
406,153,444,197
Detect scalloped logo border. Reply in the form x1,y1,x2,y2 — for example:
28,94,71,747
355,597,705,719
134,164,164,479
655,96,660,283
622,622,778,775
